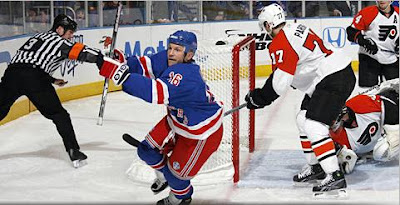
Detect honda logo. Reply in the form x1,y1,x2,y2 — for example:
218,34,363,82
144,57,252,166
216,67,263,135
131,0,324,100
323,27,346,48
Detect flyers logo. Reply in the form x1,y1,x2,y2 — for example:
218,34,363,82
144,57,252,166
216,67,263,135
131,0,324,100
378,25,397,41
357,122,379,145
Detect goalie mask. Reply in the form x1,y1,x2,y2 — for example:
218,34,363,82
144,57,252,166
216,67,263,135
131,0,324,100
332,106,357,131
168,30,197,54
258,3,286,35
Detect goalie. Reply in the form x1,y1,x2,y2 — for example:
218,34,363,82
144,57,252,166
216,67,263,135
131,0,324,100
330,78,399,174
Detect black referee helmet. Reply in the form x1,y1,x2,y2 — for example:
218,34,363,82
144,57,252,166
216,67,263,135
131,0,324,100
51,14,77,32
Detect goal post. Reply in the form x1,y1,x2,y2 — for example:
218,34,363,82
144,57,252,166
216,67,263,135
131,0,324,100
231,36,255,182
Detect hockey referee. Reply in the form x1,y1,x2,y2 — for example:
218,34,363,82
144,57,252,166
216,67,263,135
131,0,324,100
0,14,106,168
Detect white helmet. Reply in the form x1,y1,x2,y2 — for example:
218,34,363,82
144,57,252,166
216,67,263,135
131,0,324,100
258,3,285,33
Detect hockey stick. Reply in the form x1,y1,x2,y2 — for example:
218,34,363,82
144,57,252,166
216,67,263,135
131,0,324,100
358,84,380,95
358,78,400,95
223,102,247,117
97,1,123,126
122,103,248,147
122,133,141,147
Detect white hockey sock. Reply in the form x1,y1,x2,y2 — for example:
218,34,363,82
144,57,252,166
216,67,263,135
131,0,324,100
297,110,318,165
305,119,340,173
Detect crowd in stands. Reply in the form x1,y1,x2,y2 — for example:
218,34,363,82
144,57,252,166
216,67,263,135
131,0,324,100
0,1,398,38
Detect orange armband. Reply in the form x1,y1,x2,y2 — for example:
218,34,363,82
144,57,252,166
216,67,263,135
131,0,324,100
68,43,85,60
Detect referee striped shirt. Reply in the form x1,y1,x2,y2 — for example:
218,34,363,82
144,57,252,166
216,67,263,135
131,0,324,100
10,31,100,75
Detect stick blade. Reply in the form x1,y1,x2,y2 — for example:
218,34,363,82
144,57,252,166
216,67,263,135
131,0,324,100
122,133,141,147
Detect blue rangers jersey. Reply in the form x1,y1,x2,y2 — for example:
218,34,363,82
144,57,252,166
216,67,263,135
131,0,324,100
122,50,224,140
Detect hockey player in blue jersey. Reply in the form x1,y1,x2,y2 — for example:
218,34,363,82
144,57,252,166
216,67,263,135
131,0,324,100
98,30,224,205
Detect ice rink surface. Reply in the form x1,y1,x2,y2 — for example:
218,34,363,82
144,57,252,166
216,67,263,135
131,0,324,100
0,77,398,204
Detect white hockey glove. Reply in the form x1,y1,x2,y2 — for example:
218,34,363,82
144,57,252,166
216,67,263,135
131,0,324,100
337,145,357,174
373,125,399,162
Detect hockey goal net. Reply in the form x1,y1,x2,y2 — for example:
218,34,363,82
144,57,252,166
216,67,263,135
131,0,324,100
126,36,255,184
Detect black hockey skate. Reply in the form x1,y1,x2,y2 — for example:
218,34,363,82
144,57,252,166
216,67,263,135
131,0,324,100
68,149,88,168
293,164,326,185
151,178,169,194
313,170,347,198
156,192,192,205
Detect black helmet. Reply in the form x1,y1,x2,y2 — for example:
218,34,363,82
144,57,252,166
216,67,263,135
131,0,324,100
51,14,77,32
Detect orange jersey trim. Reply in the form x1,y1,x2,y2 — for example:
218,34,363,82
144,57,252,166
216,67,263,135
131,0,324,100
68,43,85,60
329,127,352,149
352,6,379,31
346,95,382,114
269,30,299,75
313,141,335,157
301,141,312,149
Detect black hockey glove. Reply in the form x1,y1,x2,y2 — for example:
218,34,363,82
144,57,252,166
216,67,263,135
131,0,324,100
395,37,399,55
245,89,268,109
357,35,378,55
245,74,280,109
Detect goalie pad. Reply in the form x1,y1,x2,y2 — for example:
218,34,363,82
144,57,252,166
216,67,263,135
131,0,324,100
373,125,400,162
337,145,357,174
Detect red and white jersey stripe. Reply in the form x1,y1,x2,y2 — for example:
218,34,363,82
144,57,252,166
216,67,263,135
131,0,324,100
151,79,170,104
137,56,156,79
167,105,224,140
170,184,193,196
179,140,206,178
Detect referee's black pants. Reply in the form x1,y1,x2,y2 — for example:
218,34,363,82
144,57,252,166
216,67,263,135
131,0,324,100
0,65,80,151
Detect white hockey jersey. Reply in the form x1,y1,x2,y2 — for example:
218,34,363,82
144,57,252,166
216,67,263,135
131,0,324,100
351,5,399,64
268,23,352,97
330,94,385,154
